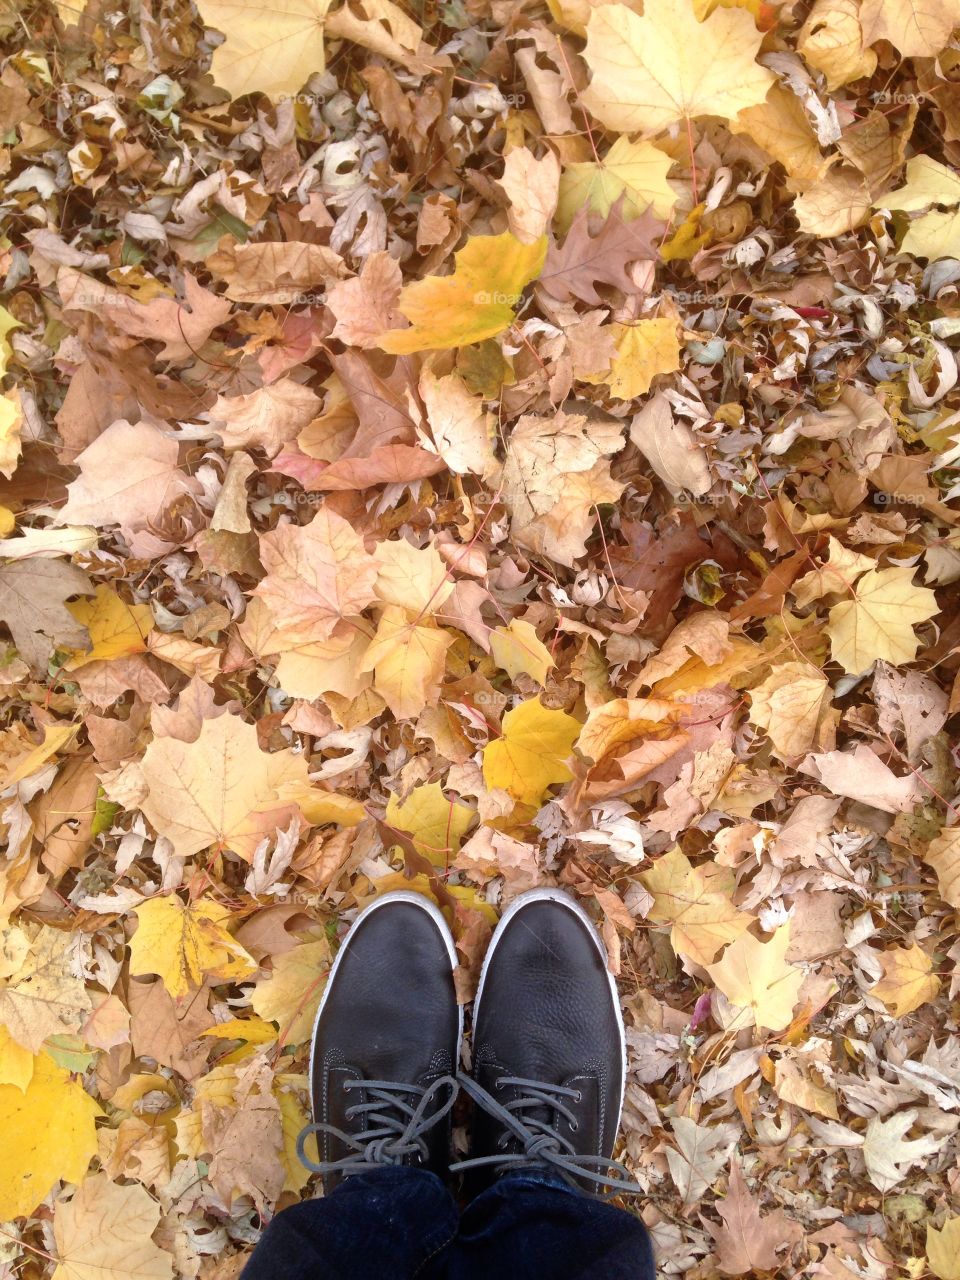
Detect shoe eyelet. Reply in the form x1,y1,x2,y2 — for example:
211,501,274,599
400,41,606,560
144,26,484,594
494,1079,504,1091
574,1091,582,1103
570,1121,579,1132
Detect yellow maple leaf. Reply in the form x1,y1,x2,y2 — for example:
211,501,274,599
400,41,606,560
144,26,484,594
0,1023,34,1091
923,829,960,910
747,661,831,760
557,137,676,231
139,712,307,860
859,0,960,57
582,0,775,136
797,0,877,92
196,0,333,98
880,157,960,262
792,535,876,608
482,697,581,807
373,538,453,618
827,566,938,676
582,319,680,400
63,585,154,670
385,781,475,866
0,387,22,480
490,618,555,685
377,233,547,354
0,924,92,1052
639,847,754,964
129,895,257,1000
0,1051,100,1219
927,1217,960,1280
251,938,330,1045
359,605,454,718
871,943,940,1017
0,305,21,380
706,924,803,1032
52,1172,173,1280
4,720,79,788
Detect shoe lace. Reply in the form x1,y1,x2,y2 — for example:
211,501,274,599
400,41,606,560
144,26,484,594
450,1072,644,1196
297,1074,458,1178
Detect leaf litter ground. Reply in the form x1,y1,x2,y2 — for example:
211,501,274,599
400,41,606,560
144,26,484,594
1,0,960,1275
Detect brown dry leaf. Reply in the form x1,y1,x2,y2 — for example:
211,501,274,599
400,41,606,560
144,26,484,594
710,1161,801,1275
254,509,380,640
923,829,960,909
803,744,923,814
205,380,323,456
328,251,405,349
630,392,710,498
0,558,92,672
56,419,201,547
501,412,624,566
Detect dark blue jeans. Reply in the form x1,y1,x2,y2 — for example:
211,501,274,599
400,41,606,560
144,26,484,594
242,1167,655,1279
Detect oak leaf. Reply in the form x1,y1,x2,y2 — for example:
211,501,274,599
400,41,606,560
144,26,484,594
540,204,660,306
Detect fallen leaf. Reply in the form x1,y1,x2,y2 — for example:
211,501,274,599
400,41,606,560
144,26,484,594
129,895,258,1000
707,925,804,1032
710,1160,800,1274
0,1051,100,1219
52,1172,173,1280
482,697,581,807
377,233,547,353
862,1108,945,1192
871,943,940,1017
639,847,754,964
926,1217,960,1280
197,0,333,97
582,0,775,135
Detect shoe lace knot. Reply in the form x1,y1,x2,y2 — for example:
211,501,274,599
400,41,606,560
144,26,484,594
297,1074,458,1179
451,1071,644,1197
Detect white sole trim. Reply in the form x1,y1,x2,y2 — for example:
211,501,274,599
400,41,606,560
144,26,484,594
307,889,464,1115
472,887,627,1137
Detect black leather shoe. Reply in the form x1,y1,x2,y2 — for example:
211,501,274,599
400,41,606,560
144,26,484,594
296,891,461,1193
453,888,639,1196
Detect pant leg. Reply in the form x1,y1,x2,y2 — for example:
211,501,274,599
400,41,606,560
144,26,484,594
449,1171,656,1280
241,1167,459,1280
